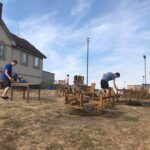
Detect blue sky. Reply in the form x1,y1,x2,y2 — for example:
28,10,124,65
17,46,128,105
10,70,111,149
1,0,150,88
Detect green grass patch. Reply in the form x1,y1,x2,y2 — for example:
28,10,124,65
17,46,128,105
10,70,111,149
123,115,139,122
96,128,106,135
4,119,23,129
0,143,16,150
45,143,64,150
79,135,94,150
23,107,33,112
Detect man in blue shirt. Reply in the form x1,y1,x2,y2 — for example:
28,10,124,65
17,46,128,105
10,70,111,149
1,60,18,100
101,72,120,93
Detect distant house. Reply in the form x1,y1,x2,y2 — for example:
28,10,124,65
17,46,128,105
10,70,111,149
127,85,142,91
41,71,55,87
128,84,150,91
0,3,54,85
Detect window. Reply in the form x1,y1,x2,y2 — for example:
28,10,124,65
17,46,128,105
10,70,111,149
20,52,28,65
0,45,4,59
33,57,40,68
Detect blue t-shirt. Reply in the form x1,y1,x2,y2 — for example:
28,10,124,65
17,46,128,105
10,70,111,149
102,72,115,82
2,63,12,80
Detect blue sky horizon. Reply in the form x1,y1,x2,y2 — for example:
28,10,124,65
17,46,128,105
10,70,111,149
1,0,150,88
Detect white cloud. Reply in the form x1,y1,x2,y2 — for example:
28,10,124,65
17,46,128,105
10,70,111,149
71,0,92,16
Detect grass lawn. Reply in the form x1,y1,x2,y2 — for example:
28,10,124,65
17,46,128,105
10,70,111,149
0,90,150,150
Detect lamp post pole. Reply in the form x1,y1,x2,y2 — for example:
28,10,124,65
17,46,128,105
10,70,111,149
142,75,145,88
143,55,146,88
124,81,126,89
86,38,90,85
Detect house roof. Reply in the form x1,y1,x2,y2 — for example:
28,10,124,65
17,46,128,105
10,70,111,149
0,20,47,59
11,33,47,58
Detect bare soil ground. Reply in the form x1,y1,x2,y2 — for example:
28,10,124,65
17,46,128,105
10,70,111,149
0,90,150,150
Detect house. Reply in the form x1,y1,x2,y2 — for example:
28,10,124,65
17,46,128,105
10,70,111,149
0,3,55,85
41,71,55,87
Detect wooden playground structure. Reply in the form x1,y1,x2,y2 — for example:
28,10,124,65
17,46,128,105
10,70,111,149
65,75,119,112
64,75,150,112
118,88,149,105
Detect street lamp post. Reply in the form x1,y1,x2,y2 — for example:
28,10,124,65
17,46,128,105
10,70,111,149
124,81,126,89
143,55,146,88
86,38,90,85
142,75,145,88
67,74,70,85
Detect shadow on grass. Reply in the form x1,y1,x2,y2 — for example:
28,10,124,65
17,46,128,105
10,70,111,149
102,109,124,119
141,101,150,107
118,99,150,107
68,109,103,116
67,106,124,118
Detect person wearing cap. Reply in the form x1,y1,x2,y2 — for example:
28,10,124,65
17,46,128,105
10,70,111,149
101,72,120,93
1,60,18,100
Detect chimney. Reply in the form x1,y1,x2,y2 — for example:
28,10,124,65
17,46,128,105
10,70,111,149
0,2,3,20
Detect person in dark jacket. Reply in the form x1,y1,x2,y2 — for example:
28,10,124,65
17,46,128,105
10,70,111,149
1,60,18,100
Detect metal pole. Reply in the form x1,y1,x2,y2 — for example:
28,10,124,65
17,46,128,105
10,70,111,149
145,57,146,88
143,55,146,88
124,81,126,89
142,75,144,88
86,38,90,85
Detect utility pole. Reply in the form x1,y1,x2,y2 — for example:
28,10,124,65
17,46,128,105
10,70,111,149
124,81,126,89
86,38,90,85
142,75,145,88
143,55,146,88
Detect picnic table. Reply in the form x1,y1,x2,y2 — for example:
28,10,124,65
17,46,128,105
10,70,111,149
11,82,41,102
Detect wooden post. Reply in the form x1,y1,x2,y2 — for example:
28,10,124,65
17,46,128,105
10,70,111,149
11,86,13,101
27,86,29,103
38,88,40,100
80,93,83,107
23,88,25,99
98,94,104,112
65,93,68,104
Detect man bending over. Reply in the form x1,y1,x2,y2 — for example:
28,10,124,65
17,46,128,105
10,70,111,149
101,72,120,93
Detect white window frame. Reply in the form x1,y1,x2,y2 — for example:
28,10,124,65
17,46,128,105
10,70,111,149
0,45,5,60
33,56,40,69
20,52,28,66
